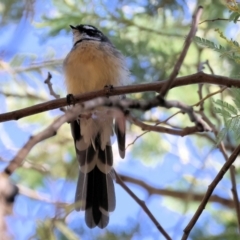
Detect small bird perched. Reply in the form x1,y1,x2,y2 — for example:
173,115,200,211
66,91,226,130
63,24,129,228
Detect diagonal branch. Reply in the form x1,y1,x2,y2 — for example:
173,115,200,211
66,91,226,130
219,142,240,233
160,6,203,97
4,106,82,176
182,144,240,240
229,165,240,233
114,171,171,240
200,112,240,232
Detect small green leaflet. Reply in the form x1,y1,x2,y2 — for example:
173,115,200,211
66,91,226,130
231,87,240,109
213,99,238,115
193,36,240,62
216,128,227,145
193,36,225,53
213,90,240,144
229,12,240,23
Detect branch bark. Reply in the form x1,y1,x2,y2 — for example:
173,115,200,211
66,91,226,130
0,72,239,123
182,144,240,240
160,6,203,97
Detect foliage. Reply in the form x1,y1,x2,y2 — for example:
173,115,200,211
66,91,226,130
194,23,240,145
193,33,240,64
227,0,240,23
1,1,240,240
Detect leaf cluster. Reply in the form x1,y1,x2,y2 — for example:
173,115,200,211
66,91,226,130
193,35,240,64
214,87,240,144
227,0,240,23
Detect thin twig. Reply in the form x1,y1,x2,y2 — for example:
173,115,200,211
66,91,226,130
17,185,67,208
128,114,201,136
126,111,182,149
205,60,214,75
44,72,65,112
197,83,204,111
219,143,240,233
200,111,240,232
193,87,227,108
127,87,226,149
160,6,203,97
199,18,238,24
122,95,211,133
163,99,211,132
119,174,239,209
182,144,240,240
230,166,240,233
44,72,60,99
114,171,171,240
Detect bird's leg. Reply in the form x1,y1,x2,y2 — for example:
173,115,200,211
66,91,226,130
66,94,76,106
104,84,114,98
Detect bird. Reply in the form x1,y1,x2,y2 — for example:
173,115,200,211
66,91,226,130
63,24,129,228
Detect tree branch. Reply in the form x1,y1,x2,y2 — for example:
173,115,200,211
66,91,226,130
0,71,239,123
119,174,240,209
4,106,82,176
160,6,203,97
182,144,240,240
128,114,201,136
114,171,171,240
44,72,60,99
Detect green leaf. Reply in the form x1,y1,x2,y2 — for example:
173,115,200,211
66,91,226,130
214,107,232,118
230,117,239,132
229,12,240,23
235,130,240,141
193,36,226,54
231,87,240,109
216,128,227,145
225,118,232,129
213,99,238,115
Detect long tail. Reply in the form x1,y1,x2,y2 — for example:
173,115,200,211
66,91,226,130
71,119,116,228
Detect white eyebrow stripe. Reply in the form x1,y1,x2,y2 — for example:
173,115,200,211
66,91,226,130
83,26,96,30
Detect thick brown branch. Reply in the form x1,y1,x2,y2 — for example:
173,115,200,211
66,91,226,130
0,72,239,123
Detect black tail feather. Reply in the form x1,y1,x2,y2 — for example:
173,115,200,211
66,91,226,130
115,118,126,158
72,120,116,228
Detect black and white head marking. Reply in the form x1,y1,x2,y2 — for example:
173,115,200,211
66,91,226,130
70,24,111,46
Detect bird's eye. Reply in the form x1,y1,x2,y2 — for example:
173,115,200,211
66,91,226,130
86,30,100,37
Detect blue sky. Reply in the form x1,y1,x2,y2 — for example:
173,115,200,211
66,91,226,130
0,1,238,240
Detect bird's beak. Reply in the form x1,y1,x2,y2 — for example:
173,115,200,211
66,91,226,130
70,25,77,30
